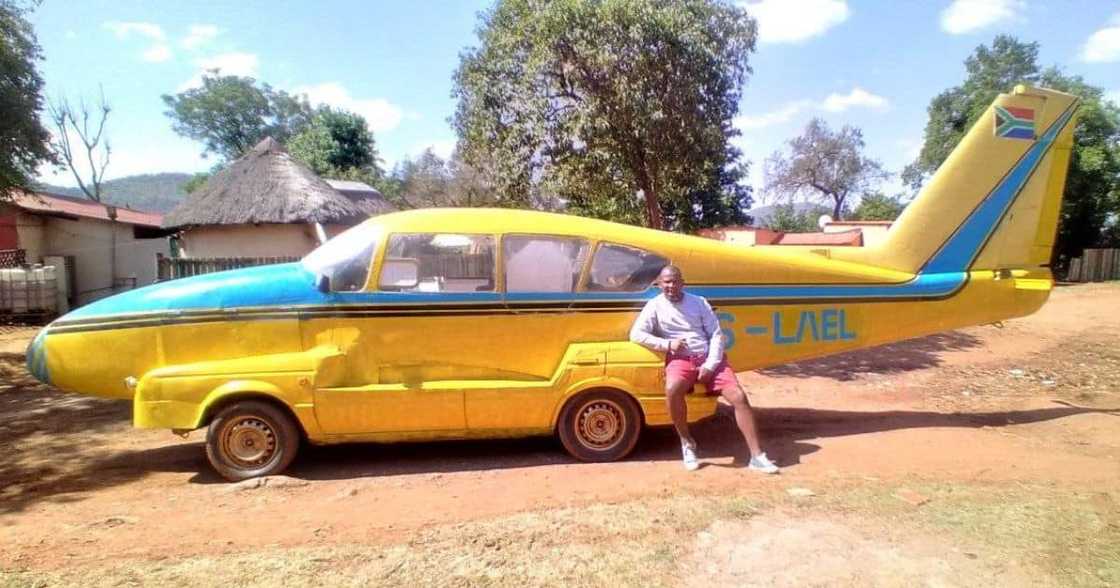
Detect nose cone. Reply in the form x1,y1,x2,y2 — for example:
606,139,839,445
59,262,322,322
26,327,50,385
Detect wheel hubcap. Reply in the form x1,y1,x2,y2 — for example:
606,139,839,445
222,417,277,466
576,399,625,451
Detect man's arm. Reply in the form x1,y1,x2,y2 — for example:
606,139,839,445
630,300,670,352
699,298,726,372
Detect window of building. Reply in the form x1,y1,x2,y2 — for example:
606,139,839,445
378,233,495,292
586,243,668,292
503,235,589,293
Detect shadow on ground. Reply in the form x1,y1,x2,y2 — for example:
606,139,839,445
0,351,202,516
760,331,984,381
237,402,1118,483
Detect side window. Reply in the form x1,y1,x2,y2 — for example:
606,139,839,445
379,233,496,292
503,235,589,293
587,243,668,292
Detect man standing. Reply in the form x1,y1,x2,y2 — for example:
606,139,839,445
630,265,779,473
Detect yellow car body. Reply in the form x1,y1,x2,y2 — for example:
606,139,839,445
26,86,1080,479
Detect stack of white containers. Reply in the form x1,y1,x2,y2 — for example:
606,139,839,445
0,265,58,314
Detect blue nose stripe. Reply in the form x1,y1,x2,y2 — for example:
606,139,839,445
26,328,50,385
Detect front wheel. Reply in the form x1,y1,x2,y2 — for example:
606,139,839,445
205,400,300,482
557,389,642,462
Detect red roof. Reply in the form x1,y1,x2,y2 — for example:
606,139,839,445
776,229,863,246
9,190,163,227
825,220,893,226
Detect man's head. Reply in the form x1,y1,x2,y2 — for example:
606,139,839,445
657,265,685,302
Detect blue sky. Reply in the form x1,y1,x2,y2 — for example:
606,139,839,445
31,0,1120,205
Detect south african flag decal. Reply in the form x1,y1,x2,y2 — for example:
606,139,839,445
994,106,1035,140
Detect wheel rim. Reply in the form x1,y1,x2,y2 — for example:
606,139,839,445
574,399,626,451
220,416,278,468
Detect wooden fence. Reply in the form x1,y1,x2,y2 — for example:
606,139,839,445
156,255,300,281
1067,249,1120,282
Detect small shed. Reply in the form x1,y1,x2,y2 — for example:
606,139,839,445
0,190,170,306
163,138,395,259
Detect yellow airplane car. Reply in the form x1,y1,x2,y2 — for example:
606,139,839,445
27,86,1079,480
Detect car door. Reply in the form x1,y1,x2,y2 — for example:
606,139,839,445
463,234,594,430
311,231,499,435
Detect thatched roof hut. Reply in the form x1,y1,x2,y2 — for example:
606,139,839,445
163,137,393,229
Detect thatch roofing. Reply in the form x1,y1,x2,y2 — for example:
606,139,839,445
163,137,394,229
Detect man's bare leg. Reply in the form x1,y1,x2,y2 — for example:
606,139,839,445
665,378,695,446
720,384,763,457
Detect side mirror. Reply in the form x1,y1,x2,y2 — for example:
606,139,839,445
380,258,420,290
316,274,331,293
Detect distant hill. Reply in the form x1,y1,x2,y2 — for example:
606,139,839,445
36,173,193,214
746,202,831,227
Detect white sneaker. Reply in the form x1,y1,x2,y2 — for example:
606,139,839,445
681,441,700,471
747,452,779,474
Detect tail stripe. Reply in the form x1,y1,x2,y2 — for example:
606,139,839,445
923,103,1078,274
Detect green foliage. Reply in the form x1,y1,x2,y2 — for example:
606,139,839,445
182,172,210,195
904,35,1120,267
851,192,906,221
288,107,383,181
37,172,193,213
765,118,888,220
162,72,314,160
0,0,53,195
764,202,829,232
383,148,503,210
452,0,756,230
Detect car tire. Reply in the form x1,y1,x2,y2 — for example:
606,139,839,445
557,389,642,462
205,400,300,482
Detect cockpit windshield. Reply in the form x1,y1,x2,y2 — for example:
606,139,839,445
302,223,382,292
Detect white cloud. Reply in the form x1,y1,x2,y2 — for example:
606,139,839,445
734,101,811,129
1080,16,1120,63
103,21,172,63
179,52,260,90
294,82,404,133
820,87,889,112
734,87,889,130
741,0,849,44
103,21,166,41
198,52,259,75
142,44,172,63
182,24,220,50
940,0,1024,35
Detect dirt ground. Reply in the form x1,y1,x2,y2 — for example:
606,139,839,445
2,283,1119,586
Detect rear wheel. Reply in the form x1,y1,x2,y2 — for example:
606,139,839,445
557,389,642,462
205,400,300,482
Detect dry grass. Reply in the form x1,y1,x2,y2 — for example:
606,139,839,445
4,483,1117,588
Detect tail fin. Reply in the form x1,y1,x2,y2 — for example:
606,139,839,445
875,86,1080,274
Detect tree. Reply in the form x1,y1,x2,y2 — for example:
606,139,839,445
904,35,1120,268
851,192,906,221
764,118,888,220
765,203,828,232
48,91,121,291
903,36,1041,188
162,72,313,160
288,107,383,180
0,0,52,196
452,0,757,230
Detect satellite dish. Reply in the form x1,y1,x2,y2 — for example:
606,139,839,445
818,214,833,230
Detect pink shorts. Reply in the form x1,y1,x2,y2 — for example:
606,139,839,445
665,354,740,396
